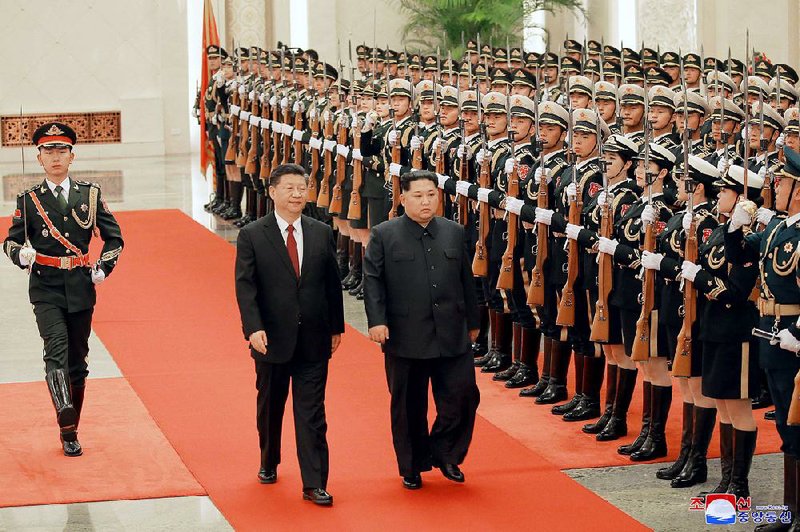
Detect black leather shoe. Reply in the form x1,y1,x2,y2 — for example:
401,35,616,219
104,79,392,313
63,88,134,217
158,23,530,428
493,360,520,382
563,397,601,422
438,463,465,483
221,207,242,221
258,467,277,484
471,343,488,358
62,437,82,457
303,488,333,506
348,279,363,297
751,389,773,410
355,286,365,300
765,409,776,421
402,474,423,490
583,406,612,434
505,364,537,389
519,375,549,397
481,353,511,373
596,416,628,441
551,393,582,416
212,200,231,215
474,350,496,367
535,383,567,405
204,196,222,212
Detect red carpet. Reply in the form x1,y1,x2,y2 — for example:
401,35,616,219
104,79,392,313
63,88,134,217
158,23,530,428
0,377,204,508
88,210,649,531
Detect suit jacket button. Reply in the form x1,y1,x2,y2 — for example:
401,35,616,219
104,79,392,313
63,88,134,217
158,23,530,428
63,216,68,221
64,232,69,237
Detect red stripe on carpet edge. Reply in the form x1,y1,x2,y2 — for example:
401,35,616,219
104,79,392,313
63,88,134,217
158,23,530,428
82,209,647,531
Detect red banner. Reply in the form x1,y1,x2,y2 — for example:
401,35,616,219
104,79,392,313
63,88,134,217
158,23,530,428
200,0,220,176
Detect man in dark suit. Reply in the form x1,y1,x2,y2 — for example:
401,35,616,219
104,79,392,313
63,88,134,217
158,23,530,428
363,170,481,490
235,163,345,506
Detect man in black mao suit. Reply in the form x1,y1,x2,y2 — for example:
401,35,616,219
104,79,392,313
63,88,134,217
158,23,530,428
363,170,481,490
235,163,345,506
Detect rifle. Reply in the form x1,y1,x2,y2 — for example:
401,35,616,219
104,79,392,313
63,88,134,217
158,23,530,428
631,73,655,362
292,60,305,166
225,64,240,162
472,34,490,277
434,46,445,216
244,53,260,176
527,71,548,306
673,58,695,377
236,51,251,168
348,56,364,220
258,50,274,182
498,41,517,291
280,50,293,164
590,87,612,342
271,51,283,172
329,63,349,215
317,106,334,208
456,61,469,225
556,75,577,327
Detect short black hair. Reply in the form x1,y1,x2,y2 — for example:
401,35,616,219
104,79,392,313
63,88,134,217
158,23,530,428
401,170,438,192
305,49,319,61
269,163,308,187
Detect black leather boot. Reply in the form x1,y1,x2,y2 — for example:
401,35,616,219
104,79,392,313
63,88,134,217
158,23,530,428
336,234,350,281
483,313,513,373
221,181,243,220
475,310,500,367
204,193,222,212
535,339,570,404
343,242,362,290
506,327,539,388
701,422,734,496
564,355,603,421
584,364,617,434
520,336,552,397
355,270,366,300
671,406,716,488
727,428,757,500
494,323,522,381
752,371,773,410
630,385,671,461
46,369,81,457
656,402,694,480
552,352,584,415
617,381,651,453
472,304,490,358
597,367,638,441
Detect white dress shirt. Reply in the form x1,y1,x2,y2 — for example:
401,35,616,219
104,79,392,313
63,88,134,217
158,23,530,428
275,212,304,271
46,177,71,203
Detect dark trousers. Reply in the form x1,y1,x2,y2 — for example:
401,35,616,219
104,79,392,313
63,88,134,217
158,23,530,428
384,352,480,477
254,357,330,489
33,303,93,387
766,368,800,457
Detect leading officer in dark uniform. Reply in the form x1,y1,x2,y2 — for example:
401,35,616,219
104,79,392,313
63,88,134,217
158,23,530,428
363,170,480,490
3,122,124,457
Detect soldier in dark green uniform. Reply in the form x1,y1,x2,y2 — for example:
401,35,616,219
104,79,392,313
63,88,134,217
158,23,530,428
4,123,123,457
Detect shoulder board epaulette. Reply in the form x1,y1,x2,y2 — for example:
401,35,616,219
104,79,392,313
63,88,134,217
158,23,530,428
17,186,37,198
74,180,91,186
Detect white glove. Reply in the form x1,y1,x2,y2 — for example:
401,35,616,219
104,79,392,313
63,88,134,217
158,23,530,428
680,260,702,282
534,208,554,226
716,158,729,174
758,166,767,181
336,144,350,158
230,104,241,115
362,111,377,131
477,188,491,203
309,107,317,121
534,167,551,185
504,158,516,176
597,237,619,256
728,202,754,232
292,101,302,113
282,123,294,136
240,111,251,121
565,223,582,240
456,143,472,160
387,129,399,146
259,93,267,104
777,133,786,149
756,207,776,226
641,251,664,271
389,163,402,177
597,190,612,206
211,114,218,126
238,84,246,95
247,90,254,101
269,121,279,132
565,182,577,201
292,129,303,141
410,135,423,151
260,118,270,130
280,97,289,110
436,173,449,189
682,211,693,232
431,137,441,155
774,329,800,353
249,115,259,127
269,95,278,107
640,204,656,225
475,148,488,166
323,139,337,152
91,265,106,284
351,148,363,161
230,80,238,90
308,137,323,151
455,180,471,197
505,197,524,215
19,246,36,266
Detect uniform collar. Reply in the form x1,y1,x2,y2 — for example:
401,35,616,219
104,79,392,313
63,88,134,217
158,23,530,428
785,211,800,227
45,176,71,195
402,214,438,239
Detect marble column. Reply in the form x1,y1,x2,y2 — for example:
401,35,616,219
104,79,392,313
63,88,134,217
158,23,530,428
636,0,696,52
225,0,267,49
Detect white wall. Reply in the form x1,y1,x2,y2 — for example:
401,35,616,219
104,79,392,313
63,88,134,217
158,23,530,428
0,0,191,162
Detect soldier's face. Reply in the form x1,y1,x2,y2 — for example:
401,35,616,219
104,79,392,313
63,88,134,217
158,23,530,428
269,173,309,217
542,67,558,83
749,124,776,149
491,83,509,95
776,173,800,212
440,104,458,127
604,152,630,180
360,95,374,112
675,111,703,135
423,71,435,81
635,160,665,188
621,104,644,127
539,124,566,149
786,132,800,151
390,95,410,117
711,118,738,142
603,75,619,85
400,178,438,224
458,75,470,91
648,106,674,130
37,147,74,179
596,99,616,122
420,101,436,122
411,69,422,84
223,64,234,79
663,66,679,82
375,97,390,118
485,112,507,137
685,67,701,84
208,56,221,71
717,187,739,215
313,77,326,93
572,131,597,158
462,110,478,134
509,116,533,141
510,84,532,97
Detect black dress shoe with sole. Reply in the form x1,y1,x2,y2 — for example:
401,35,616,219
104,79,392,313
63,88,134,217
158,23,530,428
62,438,82,457
258,467,277,484
303,488,333,506
439,463,465,483
402,474,423,490
765,409,776,421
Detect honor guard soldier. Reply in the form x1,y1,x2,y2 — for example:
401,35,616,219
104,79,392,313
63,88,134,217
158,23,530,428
4,123,124,457
647,85,680,150
595,81,622,135
683,53,703,91
618,84,646,144
538,53,562,104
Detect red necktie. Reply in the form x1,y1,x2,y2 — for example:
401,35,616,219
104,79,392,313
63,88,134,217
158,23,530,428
286,225,300,277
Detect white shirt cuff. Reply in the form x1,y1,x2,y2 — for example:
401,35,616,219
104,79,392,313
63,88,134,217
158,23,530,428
477,188,491,203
